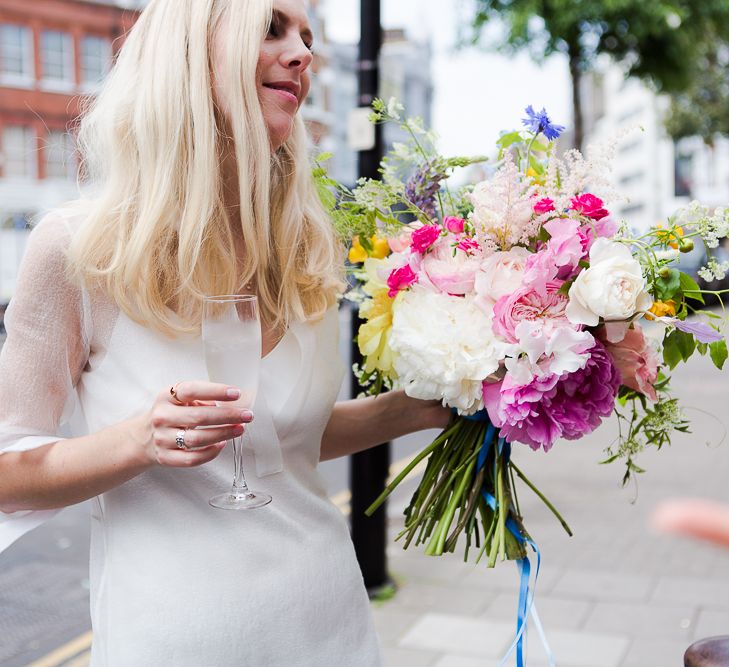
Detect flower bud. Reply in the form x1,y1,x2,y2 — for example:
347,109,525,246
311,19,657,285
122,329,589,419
679,238,694,253
658,267,671,279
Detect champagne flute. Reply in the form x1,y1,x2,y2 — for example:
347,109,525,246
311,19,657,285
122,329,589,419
203,294,272,510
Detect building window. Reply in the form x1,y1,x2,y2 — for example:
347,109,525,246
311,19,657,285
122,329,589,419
81,35,111,89
2,126,36,179
45,130,76,180
0,24,33,86
40,30,74,90
674,151,693,198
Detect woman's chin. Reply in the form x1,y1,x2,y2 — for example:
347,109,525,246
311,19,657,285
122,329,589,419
266,116,295,151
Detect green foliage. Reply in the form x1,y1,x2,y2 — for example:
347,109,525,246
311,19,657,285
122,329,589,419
665,41,729,143
654,268,681,301
710,339,728,370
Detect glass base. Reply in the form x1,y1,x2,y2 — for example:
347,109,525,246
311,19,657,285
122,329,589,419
209,490,272,510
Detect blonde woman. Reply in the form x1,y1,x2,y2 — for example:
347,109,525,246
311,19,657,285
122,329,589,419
0,0,447,664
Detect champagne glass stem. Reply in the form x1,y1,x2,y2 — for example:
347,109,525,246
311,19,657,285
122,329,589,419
231,435,252,498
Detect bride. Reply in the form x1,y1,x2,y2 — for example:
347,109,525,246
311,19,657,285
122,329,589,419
0,0,447,664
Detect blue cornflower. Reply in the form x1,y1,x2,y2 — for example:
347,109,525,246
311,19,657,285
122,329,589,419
522,105,565,141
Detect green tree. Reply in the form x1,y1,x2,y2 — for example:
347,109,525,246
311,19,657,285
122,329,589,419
665,41,729,145
469,0,729,150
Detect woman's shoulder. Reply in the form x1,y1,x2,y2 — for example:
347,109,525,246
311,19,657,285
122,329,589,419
18,205,90,291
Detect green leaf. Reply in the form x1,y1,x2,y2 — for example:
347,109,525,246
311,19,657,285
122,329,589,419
697,342,708,356
654,269,681,301
662,330,683,369
676,329,696,361
679,272,704,304
710,339,728,370
497,131,523,149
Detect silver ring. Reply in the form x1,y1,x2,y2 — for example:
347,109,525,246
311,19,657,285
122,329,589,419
175,429,188,450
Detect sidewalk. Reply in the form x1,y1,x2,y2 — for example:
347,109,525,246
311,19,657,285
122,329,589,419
371,353,729,666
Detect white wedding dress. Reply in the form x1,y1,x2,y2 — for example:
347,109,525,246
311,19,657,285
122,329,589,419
0,214,383,666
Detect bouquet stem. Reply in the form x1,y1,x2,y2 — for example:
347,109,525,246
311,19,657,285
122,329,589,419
365,414,570,566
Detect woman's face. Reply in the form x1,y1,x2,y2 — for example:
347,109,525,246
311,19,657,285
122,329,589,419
213,0,314,151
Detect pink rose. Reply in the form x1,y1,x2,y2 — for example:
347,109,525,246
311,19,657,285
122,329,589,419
474,247,530,312
410,224,441,254
599,325,658,401
534,197,555,215
570,193,609,221
387,265,418,297
443,216,465,234
420,237,481,295
492,285,570,343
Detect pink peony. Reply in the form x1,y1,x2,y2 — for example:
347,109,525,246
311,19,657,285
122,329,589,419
599,325,658,401
388,229,413,253
387,265,418,297
410,224,441,253
577,217,619,253
474,247,530,312
493,285,570,344
444,216,465,234
570,193,609,221
420,237,481,295
534,197,555,215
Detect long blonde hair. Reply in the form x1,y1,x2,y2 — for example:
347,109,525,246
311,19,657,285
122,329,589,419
68,0,343,336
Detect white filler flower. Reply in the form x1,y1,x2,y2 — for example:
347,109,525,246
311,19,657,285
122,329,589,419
566,238,653,326
389,288,511,414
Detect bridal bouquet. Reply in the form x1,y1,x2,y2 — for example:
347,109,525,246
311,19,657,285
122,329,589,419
317,99,729,569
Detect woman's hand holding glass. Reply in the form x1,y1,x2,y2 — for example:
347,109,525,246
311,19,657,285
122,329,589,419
138,381,252,468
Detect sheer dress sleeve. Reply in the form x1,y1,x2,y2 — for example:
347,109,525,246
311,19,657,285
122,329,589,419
0,213,91,550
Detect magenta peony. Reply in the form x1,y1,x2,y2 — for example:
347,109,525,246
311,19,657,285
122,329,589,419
484,340,620,451
534,197,555,215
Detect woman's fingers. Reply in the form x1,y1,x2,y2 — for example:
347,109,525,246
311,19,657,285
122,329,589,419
652,499,729,548
157,442,228,468
158,424,243,452
166,381,241,405
154,404,253,429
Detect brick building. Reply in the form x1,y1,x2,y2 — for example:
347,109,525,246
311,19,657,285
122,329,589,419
0,0,139,229
0,0,139,302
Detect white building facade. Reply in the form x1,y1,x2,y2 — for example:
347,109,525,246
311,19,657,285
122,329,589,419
582,62,729,233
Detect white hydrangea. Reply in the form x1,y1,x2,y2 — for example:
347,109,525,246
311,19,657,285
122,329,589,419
388,288,512,414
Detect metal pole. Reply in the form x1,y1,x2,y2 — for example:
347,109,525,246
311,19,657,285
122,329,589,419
349,0,390,594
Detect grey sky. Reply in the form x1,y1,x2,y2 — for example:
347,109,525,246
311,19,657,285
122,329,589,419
322,0,571,157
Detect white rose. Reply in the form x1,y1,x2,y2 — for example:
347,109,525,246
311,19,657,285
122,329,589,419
474,247,531,313
566,238,653,326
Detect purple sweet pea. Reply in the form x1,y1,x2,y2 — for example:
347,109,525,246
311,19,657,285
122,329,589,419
670,319,723,343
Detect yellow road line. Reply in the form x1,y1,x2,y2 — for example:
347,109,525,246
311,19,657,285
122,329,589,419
25,631,92,667
27,450,428,665
62,650,91,667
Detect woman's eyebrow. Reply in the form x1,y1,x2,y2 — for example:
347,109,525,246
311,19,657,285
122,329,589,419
272,8,314,43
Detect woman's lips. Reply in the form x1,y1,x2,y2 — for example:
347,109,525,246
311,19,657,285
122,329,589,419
263,84,299,106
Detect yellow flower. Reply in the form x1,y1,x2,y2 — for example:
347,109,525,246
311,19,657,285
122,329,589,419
647,300,677,319
348,236,368,263
370,236,390,259
358,288,395,375
655,225,684,249
348,235,391,263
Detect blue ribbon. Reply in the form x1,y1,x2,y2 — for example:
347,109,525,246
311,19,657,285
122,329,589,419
464,411,555,667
